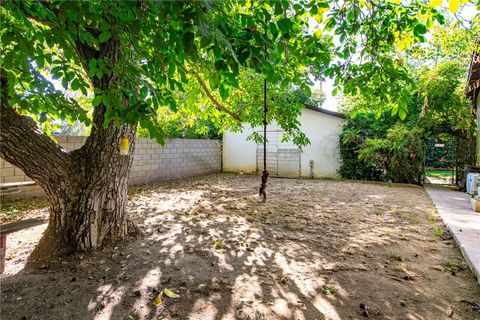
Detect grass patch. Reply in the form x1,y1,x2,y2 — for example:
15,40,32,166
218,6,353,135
398,211,409,219
442,259,466,275
387,251,403,262
374,207,383,216
396,210,419,222
283,223,302,231
428,214,440,223
393,264,406,273
425,169,453,178
432,226,444,237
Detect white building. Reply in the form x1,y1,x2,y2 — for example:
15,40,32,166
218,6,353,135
223,106,346,178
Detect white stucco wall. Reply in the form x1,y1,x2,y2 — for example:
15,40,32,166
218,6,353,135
298,109,345,177
222,127,257,173
223,108,346,178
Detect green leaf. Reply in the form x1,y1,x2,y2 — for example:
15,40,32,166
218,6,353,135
71,79,80,91
413,24,427,36
277,18,293,34
92,96,103,107
209,72,221,89
98,31,112,43
102,95,110,106
269,22,278,38
38,112,47,123
163,288,179,299
280,78,290,90
51,66,62,74
302,85,312,97
140,87,148,99
390,105,398,116
219,83,229,100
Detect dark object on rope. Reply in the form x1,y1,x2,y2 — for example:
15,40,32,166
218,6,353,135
259,77,269,203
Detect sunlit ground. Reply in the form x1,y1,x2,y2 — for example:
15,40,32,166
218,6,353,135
1,174,479,320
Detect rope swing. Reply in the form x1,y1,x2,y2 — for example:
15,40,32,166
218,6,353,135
258,19,269,203
259,77,269,203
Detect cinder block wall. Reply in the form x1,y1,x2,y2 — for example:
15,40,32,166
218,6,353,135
0,136,221,198
129,138,222,185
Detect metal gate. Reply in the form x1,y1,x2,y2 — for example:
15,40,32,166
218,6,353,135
256,130,301,177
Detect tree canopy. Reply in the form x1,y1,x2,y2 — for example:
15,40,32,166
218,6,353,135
338,10,479,185
1,0,453,143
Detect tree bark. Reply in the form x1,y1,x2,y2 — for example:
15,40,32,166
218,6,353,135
28,113,137,260
0,39,139,260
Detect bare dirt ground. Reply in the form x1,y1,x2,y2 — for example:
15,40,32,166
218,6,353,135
1,174,479,320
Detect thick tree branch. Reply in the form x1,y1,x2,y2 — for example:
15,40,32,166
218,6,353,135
0,70,75,197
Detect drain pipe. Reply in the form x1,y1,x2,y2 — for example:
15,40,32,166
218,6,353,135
309,160,314,179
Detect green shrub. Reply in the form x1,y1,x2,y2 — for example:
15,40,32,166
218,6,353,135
339,115,424,184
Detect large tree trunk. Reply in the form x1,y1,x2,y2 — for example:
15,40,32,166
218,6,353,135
0,92,138,261
29,105,138,260
0,38,140,261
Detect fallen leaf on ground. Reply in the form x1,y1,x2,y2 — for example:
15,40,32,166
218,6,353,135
163,288,180,298
153,292,163,306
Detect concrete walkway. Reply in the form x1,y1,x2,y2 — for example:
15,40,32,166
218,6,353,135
425,184,480,284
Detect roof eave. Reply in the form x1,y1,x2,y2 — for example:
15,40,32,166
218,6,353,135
304,104,346,119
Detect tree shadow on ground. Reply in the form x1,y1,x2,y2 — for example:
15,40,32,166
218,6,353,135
1,174,479,320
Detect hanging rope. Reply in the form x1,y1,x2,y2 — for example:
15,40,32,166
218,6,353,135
259,77,269,203
259,18,269,203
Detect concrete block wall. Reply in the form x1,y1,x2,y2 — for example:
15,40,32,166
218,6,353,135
129,138,221,185
0,136,221,198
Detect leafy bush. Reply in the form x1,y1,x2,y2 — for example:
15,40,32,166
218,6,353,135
339,115,424,184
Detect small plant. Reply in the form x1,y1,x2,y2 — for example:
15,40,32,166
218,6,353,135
387,251,403,261
442,260,465,274
322,285,337,295
428,214,440,223
383,228,394,237
393,264,406,273
283,223,301,231
432,226,443,237
7,209,18,217
396,211,419,222
214,239,223,250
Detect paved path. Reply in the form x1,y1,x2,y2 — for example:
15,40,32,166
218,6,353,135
425,184,480,284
